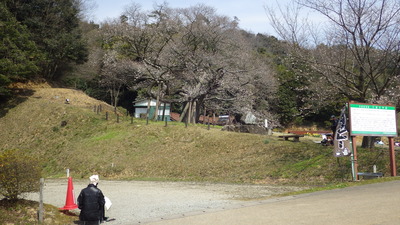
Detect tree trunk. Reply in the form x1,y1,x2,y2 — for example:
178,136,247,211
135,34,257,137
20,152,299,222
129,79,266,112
207,113,211,130
109,89,114,110
161,102,166,122
146,98,151,125
188,101,192,124
213,113,216,127
153,82,162,121
191,101,196,124
114,95,118,114
195,96,205,124
179,102,189,122
203,106,206,124
361,136,376,148
154,95,160,121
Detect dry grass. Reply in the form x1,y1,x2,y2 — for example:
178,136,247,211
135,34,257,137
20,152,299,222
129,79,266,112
2,86,400,224
0,87,398,186
0,84,400,224
0,199,78,224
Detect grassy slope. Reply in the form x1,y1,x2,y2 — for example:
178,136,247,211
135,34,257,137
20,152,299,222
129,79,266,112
0,199,78,224
0,87,398,186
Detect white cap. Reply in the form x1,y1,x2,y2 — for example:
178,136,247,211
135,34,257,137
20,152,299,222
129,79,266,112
89,175,99,185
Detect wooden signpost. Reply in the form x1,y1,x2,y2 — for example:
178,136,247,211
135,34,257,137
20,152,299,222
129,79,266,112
348,102,398,180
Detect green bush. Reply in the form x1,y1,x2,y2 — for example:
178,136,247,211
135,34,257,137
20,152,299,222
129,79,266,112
0,149,41,200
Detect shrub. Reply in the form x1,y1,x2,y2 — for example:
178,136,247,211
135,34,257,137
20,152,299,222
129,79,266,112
0,149,41,200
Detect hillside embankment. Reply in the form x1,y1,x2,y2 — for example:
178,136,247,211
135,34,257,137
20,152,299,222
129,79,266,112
0,85,398,185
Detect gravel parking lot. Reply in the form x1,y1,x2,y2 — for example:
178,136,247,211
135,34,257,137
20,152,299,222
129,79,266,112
26,179,304,224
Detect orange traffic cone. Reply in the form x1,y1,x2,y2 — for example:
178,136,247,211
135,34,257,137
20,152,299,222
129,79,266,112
59,177,78,210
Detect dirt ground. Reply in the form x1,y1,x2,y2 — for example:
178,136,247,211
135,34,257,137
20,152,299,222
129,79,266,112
26,179,306,225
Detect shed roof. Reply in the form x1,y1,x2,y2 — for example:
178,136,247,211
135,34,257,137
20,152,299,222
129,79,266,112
133,99,170,107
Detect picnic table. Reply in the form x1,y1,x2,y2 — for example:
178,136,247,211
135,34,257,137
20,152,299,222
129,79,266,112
278,134,304,142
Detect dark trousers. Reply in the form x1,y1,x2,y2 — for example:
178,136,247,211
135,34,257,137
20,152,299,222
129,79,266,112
81,221,100,225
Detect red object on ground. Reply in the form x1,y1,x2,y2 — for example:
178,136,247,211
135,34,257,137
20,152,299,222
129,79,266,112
59,177,78,210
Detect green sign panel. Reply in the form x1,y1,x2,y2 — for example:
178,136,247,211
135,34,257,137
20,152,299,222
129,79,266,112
349,103,398,136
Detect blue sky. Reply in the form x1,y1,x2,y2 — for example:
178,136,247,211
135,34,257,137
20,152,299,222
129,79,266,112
92,0,280,35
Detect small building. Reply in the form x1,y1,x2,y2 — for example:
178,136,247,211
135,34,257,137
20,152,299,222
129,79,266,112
133,99,171,121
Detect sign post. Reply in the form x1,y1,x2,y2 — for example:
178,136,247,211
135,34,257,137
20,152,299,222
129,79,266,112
349,102,398,179
350,136,358,180
389,137,397,176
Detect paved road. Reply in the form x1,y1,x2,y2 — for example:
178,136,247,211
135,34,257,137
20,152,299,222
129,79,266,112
26,179,303,224
27,180,400,224
147,180,400,225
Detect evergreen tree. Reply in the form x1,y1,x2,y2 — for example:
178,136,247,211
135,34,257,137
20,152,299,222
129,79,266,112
0,3,42,100
5,0,88,79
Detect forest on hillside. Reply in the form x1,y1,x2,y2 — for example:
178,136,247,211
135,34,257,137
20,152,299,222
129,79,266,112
1,0,400,131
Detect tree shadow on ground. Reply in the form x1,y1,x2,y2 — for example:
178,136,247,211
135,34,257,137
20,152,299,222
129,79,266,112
0,88,36,118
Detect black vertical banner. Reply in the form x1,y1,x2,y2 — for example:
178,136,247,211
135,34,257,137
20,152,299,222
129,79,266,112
334,106,351,157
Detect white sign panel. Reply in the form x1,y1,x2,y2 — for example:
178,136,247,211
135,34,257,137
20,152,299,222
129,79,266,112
349,103,398,136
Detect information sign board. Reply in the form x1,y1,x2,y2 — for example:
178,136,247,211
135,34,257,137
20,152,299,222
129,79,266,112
349,103,397,136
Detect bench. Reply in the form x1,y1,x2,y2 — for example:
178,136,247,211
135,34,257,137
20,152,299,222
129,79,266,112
278,135,304,142
288,130,331,135
357,172,383,179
